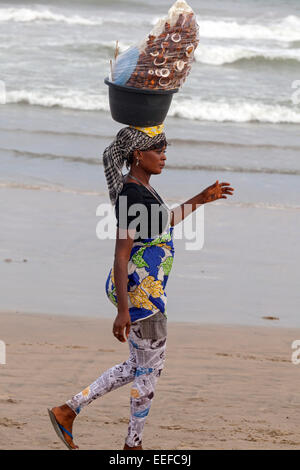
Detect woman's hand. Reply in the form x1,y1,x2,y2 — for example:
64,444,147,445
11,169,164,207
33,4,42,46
200,180,234,204
112,311,131,343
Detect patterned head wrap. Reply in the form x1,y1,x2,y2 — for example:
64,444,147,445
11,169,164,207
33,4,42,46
103,125,168,206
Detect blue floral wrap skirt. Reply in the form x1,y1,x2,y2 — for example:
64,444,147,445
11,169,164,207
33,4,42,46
105,226,175,323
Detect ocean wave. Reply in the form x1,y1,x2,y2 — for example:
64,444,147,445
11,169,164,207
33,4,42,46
214,200,300,211
0,7,104,25
165,163,300,176
1,6,300,43
0,126,107,140
0,127,102,139
196,15,300,42
170,139,300,152
5,89,110,112
289,40,300,48
3,37,299,67
3,147,100,166
0,181,104,196
5,89,300,124
169,99,300,124
43,40,300,65
8,38,130,53
2,127,300,152
2,147,300,177
0,7,146,27
49,40,132,55
194,44,300,65
1,181,299,211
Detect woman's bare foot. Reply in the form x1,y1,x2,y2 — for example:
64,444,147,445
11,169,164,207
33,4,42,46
51,404,79,449
123,443,143,450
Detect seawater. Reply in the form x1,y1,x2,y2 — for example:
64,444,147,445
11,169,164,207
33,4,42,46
0,0,300,122
0,0,299,326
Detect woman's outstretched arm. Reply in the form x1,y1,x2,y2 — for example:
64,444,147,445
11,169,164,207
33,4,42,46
170,180,235,227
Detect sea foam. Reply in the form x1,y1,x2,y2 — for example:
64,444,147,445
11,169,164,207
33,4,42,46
5,89,300,124
194,44,300,65
1,6,300,43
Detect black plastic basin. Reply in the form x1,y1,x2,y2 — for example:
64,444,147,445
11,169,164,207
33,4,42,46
104,78,178,127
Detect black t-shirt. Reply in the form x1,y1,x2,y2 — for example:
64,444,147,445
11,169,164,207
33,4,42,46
115,183,170,242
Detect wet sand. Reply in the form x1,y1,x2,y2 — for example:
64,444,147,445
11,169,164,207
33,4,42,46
0,311,299,450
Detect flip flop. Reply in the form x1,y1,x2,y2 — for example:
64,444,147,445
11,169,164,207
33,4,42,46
47,408,76,450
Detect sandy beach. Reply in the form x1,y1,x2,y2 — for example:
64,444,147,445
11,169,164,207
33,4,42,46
1,0,300,452
1,311,299,450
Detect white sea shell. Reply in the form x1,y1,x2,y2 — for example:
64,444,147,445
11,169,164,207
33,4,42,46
148,69,154,75
150,51,159,57
154,57,167,66
171,33,181,43
185,44,195,57
159,77,171,87
160,41,169,49
155,69,162,77
160,68,170,78
174,60,186,72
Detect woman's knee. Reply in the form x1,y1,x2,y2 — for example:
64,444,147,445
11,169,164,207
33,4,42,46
118,359,136,378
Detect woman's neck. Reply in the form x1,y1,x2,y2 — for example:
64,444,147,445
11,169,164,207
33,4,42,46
126,168,151,187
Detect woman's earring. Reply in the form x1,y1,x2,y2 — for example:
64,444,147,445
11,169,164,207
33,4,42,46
136,159,139,166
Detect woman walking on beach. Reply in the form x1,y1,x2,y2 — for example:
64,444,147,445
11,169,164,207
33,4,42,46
48,125,234,450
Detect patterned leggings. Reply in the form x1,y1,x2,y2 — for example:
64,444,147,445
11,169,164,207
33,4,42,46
66,322,167,447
